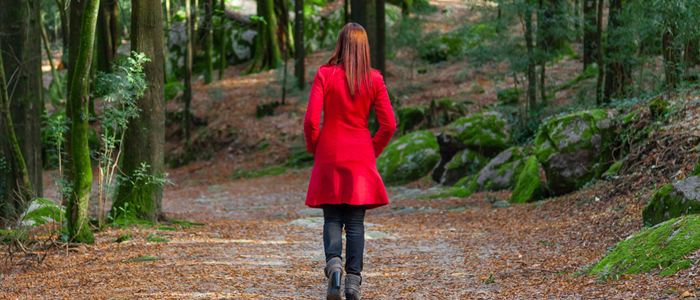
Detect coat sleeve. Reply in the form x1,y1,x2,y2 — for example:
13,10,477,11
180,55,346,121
372,75,397,158
304,71,324,154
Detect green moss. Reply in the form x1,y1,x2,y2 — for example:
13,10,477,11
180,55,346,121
231,166,288,180
466,147,529,193
449,111,510,155
621,110,641,125
145,233,170,243
497,88,523,105
453,176,472,187
125,256,159,263
693,155,700,176
420,36,463,63
397,106,428,135
591,215,700,278
649,98,668,119
422,187,471,199
164,82,184,101
21,198,65,226
509,156,546,204
170,218,206,228
376,130,440,185
642,177,700,226
114,233,133,243
602,158,626,178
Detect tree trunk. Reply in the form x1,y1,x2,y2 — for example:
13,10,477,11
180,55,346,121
64,0,86,188
218,0,226,80
184,0,194,142
345,0,350,24
583,0,597,70
366,0,377,67
351,0,367,28
0,37,33,221
524,0,537,113
204,0,214,84
96,0,120,74
663,28,680,91
294,0,305,89
574,0,580,41
42,17,63,96
112,0,167,223
595,0,604,105
55,0,70,68
243,0,282,73
603,0,629,103
165,0,172,28
0,0,44,216
376,0,386,76
67,0,100,244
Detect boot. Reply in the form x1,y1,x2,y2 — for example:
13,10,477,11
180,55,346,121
324,257,342,300
344,274,362,300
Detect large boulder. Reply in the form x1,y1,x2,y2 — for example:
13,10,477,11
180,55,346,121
20,198,65,227
439,149,488,186
591,215,700,278
642,176,700,226
509,156,547,203
534,109,614,195
377,130,440,185
447,111,510,155
431,111,511,184
466,147,530,193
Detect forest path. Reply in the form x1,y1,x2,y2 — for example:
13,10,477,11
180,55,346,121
4,169,694,299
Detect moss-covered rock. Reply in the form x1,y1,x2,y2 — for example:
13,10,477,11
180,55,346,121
426,98,468,128
649,98,669,119
377,130,440,185
534,109,614,195
447,111,510,155
602,157,627,178
591,215,700,278
466,147,530,193
440,149,488,186
420,36,463,63
509,155,547,204
398,106,428,135
20,198,65,226
642,176,700,226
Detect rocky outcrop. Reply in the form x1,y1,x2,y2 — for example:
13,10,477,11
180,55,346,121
534,109,615,195
642,176,700,226
377,130,441,185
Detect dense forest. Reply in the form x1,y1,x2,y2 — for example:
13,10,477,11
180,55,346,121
1,0,700,298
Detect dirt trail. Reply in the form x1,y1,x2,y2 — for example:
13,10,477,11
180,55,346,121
3,167,698,299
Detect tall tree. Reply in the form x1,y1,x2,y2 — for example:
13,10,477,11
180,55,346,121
67,0,100,244
376,0,386,76
204,0,214,84
0,0,44,216
583,0,597,70
55,0,70,68
602,0,630,103
96,0,120,74
595,0,604,105
294,0,305,89
112,0,167,223
523,0,537,113
243,0,282,73
184,0,194,141
218,0,227,80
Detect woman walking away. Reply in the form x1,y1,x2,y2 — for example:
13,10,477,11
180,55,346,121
303,23,396,300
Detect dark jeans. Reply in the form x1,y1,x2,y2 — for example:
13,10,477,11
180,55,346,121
323,204,366,276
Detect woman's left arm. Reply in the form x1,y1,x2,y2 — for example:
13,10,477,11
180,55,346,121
372,75,397,158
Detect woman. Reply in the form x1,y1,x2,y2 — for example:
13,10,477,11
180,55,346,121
303,23,396,300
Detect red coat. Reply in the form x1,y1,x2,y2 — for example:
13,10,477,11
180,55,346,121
303,64,397,209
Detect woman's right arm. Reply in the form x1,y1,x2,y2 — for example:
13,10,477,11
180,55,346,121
303,71,324,154
371,74,397,158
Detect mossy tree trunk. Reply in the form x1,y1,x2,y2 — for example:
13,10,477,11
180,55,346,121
184,0,194,142
55,0,70,68
582,0,597,70
595,0,604,105
294,0,305,89
0,0,44,217
64,0,86,190
204,0,214,84
112,0,167,223
244,0,283,74
67,0,100,244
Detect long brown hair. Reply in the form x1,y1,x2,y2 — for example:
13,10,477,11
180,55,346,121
327,23,373,96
